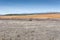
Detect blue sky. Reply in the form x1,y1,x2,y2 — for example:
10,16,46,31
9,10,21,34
0,0,60,14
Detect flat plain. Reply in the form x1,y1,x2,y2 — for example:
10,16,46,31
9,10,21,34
0,19,60,40
1,14,60,19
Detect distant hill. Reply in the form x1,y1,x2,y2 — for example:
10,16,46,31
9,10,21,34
4,12,60,16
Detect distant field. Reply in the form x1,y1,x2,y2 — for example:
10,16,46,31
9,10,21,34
0,14,60,19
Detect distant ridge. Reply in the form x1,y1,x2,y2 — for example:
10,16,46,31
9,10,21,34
3,12,60,16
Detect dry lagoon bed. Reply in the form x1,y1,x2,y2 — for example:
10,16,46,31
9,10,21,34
0,19,60,40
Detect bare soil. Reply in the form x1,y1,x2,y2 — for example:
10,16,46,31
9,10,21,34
0,19,60,40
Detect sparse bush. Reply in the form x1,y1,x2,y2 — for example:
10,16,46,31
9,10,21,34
17,35,20,37
29,18,32,21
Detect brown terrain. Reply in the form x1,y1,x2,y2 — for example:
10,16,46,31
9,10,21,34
0,13,60,20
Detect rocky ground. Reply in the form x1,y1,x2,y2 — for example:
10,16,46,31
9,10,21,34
0,19,60,40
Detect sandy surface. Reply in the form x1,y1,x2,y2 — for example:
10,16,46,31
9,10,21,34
0,19,60,40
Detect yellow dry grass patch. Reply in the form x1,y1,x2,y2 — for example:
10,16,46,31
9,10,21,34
0,14,60,19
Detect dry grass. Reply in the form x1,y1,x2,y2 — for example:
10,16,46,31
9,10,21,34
0,14,60,19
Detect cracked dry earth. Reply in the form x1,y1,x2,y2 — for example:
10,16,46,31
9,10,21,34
0,19,60,40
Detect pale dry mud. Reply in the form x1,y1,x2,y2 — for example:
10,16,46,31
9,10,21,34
0,19,60,40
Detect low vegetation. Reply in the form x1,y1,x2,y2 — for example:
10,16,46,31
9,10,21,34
0,13,60,20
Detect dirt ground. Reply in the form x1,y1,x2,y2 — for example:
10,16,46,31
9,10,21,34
0,19,60,40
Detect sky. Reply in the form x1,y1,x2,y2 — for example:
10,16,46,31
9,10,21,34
0,0,60,14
